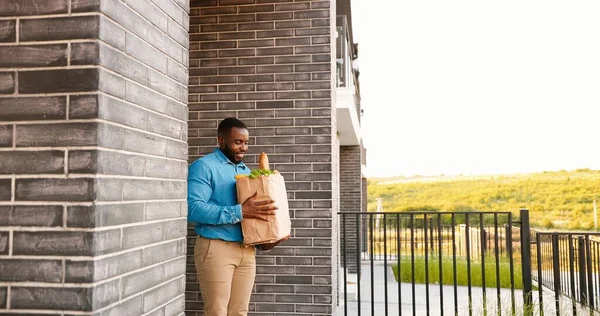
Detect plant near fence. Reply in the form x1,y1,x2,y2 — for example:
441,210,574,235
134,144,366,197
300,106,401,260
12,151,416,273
391,255,524,289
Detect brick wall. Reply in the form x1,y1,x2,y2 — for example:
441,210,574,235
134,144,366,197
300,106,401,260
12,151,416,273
339,145,362,274
186,0,337,315
0,0,188,314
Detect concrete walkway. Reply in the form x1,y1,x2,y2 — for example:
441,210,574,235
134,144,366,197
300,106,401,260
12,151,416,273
337,263,593,316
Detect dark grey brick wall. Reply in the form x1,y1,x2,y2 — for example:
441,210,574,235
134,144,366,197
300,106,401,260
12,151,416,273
0,0,188,315
186,0,337,315
340,145,362,274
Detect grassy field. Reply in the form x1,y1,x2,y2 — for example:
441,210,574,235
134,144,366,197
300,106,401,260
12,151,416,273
391,256,523,289
368,169,600,230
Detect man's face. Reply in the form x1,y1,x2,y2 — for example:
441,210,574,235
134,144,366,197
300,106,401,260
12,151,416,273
219,127,249,164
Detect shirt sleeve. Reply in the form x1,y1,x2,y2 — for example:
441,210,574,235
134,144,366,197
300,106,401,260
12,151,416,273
187,160,243,225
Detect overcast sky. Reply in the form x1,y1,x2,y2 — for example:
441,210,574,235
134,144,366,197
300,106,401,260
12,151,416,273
351,0,600,177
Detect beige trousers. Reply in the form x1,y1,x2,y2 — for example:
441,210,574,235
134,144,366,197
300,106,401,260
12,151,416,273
194,237,256,316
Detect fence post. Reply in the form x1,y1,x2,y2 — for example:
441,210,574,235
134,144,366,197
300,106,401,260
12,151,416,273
520,209,533,315
578,236,588,306
552,233,561,314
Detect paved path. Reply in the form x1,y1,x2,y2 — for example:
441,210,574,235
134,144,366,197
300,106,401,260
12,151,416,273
337,263,593,315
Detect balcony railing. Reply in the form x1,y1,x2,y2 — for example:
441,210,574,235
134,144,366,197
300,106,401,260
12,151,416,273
336,15,360,103
335,15,362,146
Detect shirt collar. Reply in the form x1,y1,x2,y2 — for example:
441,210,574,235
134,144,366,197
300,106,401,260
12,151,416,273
214,148,248,169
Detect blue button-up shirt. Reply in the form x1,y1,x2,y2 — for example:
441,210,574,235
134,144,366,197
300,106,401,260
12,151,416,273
187,148,250,242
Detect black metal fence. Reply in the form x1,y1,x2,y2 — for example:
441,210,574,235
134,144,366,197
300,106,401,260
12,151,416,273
339,209,600,315
339,210,527,316
360,217,514,262
531,230,600,315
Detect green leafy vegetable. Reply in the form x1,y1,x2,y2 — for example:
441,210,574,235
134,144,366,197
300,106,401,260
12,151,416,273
248,169,273,179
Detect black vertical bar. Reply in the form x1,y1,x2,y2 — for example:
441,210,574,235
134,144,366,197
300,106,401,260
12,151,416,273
494,214,501,315
552,233,561,316
424,214,430,315
520,209,533,315
597,242,600,309
543,236,547,290
594,241,598,309
375,215,379,261
586,235,594,309
576,236,581,301
411,214,416,316
507,212,516,314
579,236,588,306
594,241,598,310
363,217,368,260
535,233,543,316
465,213,472,316
356,214,362,316
568,235,576,316
384,214,389,316
597,241,600,307
480,214,487,316
592,242,600,312
430,217,435,254
397,214,402,316
560,237,564,294
564,237,569,294
451,214,458,316
379,215,383,261
438,214,444,316
342,213,348,316
548,236,552,287
547,236,551,291
559,234,569,293
596,242,600,310
369,214,375,315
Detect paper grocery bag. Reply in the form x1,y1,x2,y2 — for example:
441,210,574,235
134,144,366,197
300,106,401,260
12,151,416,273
235,174,291,246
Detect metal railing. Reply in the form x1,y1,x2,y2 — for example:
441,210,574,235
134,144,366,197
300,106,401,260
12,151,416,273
531,230,600,315
335,15,360,107
340,208,600,315
361,217,514,262
335,15,354,89
339,210,524,315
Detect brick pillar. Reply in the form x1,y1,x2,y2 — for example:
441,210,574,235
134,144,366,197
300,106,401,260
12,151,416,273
340,145,362,274
0,1,189,314
186,0,337,314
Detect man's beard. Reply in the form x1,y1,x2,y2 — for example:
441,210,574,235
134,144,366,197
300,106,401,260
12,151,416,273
221,145,242,163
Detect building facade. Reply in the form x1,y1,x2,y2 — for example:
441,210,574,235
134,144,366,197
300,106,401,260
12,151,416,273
0,0,364,315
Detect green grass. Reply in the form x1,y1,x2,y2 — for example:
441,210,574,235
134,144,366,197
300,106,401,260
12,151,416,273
391,256,523,289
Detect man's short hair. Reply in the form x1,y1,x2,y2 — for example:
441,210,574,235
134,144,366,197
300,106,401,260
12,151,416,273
218,117,248,137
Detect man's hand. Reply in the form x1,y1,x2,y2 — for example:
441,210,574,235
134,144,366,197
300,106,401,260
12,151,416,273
256,243,277,252
242,192,277,221
256,236,289,252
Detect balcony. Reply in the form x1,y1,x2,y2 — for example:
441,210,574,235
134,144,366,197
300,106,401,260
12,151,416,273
336,15,362,146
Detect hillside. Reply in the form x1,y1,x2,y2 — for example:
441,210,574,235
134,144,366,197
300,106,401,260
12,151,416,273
368,169,600,229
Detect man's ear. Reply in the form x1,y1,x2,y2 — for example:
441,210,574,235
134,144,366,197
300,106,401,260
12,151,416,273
217,136,224,147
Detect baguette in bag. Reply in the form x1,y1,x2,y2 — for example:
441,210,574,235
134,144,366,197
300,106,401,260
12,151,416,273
235,153,291,246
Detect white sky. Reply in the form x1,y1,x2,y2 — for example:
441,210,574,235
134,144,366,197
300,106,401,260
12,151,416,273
351,0,600,177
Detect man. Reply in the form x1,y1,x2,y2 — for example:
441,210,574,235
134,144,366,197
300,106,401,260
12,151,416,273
188,117,278,316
